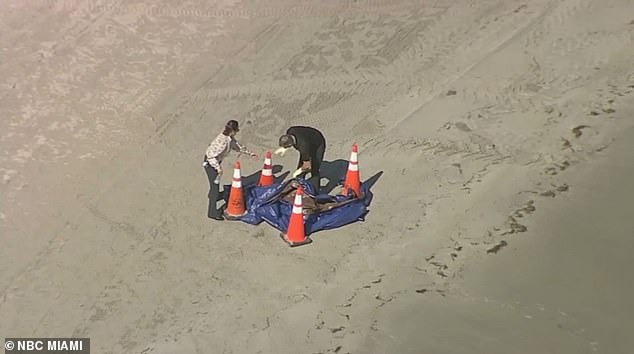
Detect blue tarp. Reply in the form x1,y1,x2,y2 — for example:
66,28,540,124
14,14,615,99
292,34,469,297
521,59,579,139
223,178,372,235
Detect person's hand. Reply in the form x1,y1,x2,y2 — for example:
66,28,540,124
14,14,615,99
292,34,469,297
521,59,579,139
301,161,311,170
213,167,223,184
292,168,303,178
274,147,288,157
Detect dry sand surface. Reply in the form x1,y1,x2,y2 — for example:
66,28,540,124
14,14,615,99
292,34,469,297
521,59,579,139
1,0,633,353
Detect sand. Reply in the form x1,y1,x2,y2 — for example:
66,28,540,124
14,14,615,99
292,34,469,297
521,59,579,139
1,0,633,353
358,124,634,354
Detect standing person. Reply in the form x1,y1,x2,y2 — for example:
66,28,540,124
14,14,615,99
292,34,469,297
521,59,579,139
275,126,326,192
203,120,257,221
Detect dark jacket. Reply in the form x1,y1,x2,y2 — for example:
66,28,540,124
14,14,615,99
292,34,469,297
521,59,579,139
286,126,326,165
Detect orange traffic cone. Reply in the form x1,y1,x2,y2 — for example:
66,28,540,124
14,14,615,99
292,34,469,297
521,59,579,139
223,161,247,220
280,186,312,247
257,151,274,186
342,143,362,198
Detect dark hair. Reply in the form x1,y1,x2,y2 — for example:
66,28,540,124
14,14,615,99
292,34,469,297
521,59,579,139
278,134,294,148
223,120,240,136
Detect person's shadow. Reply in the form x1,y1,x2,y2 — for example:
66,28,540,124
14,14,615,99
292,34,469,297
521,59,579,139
319,159,349,194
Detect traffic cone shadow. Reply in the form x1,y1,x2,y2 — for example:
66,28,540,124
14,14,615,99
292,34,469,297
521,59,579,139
241,170,259,187
241,165,283,187
360,170,383,208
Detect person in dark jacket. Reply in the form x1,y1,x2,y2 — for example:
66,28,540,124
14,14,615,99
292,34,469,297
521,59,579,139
203,120,256,220
275,126,326,192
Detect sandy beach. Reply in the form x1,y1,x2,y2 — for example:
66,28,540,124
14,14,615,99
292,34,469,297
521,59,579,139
359,124,634,354
1,0,633,353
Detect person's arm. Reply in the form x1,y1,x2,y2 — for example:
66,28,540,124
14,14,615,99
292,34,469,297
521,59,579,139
295,140,312,170
230,138,257,157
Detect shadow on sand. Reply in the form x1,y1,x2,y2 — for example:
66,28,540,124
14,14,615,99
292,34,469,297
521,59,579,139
228,162,383,206
320,160,383,199
218,165,288,200
320,159,349,194
241,165,288,186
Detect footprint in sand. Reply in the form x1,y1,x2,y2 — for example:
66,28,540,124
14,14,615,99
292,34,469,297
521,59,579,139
454,122,472,132
486,240,508,254
572,125,590,138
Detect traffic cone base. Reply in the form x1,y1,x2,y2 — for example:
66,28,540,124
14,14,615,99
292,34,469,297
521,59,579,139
224,161,247,220
279,232,312,247
224,200,247,219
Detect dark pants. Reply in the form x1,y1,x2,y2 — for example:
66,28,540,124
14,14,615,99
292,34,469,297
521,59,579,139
204,165,222,218
298,142,326,193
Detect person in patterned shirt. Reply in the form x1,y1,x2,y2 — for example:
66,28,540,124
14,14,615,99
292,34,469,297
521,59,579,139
203,120,257,220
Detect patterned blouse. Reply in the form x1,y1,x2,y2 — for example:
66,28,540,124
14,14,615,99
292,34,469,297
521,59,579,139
204,134,252,171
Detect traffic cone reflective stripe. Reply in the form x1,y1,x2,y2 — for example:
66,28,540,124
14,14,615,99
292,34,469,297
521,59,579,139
348,158,359,171
342,144,362,198
291,191,303,215
280,186,312,247
224,161,247,220
258,151,274,186
232,166,242,188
